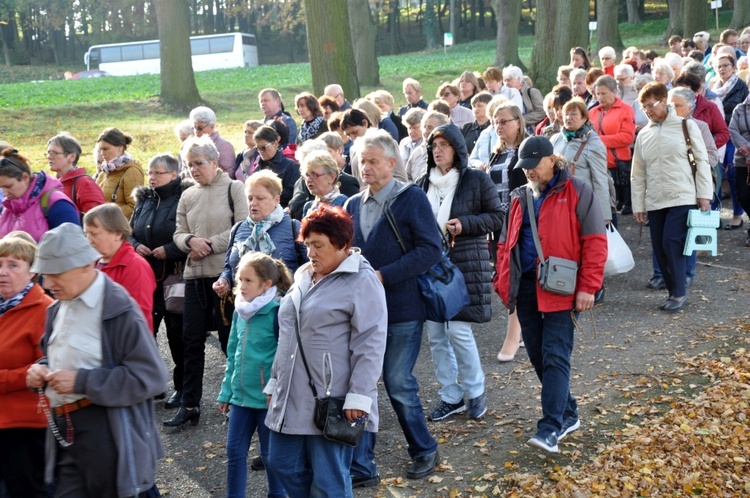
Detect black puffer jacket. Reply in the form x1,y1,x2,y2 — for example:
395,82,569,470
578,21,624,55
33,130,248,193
258,150,301,208
417,123,503,323
129,178,191,284
720,77,750,126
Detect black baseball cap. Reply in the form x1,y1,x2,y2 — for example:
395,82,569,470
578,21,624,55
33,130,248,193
517,136,554,170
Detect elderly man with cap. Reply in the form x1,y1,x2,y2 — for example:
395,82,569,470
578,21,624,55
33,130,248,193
493,136,607,453
25,223,168,498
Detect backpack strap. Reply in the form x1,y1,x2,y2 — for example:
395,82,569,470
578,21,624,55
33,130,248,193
39,191,53,219
71,175,81,206
227,182,235,222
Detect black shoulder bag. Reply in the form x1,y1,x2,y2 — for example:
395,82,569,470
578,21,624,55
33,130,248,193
292,300,365,447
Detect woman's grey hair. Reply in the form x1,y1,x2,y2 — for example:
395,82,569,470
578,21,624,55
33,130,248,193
503,65,523,81
301,150,341,180
403,107,426,126
592,75,618,93
570,68,587,81
614,64,634,78
183,135,220,162
83,203,132,240
421,110,450,128
189,106,217,126
148,153,180,173
174,119,195,141
295,139,328,164
598,46,616,60
634,73,654,91
669,86,696,107
653,62,675,81
359,128,400,162
47,132,82,166
319,132,344,151
681,61,708,81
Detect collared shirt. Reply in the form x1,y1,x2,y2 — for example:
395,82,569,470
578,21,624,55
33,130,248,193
520,172,560,273
46,272,106,407
359,178,399,241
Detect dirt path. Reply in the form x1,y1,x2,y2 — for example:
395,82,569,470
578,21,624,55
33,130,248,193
154,213,749,497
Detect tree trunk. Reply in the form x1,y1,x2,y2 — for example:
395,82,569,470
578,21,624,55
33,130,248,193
155,0,202,109
597,0,624,51
683,0,706,41
491,0,524,69
530,0,589,93
730,0,750,29
0,26,10,67
665,0,684,37
625,0,642,24
347,0,379,87
425,0,438,49
305,0,360,99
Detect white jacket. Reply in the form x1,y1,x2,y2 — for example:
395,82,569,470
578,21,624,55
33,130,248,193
631,107,713,213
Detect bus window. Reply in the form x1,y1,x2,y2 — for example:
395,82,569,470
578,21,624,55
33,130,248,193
191,39,209,56
143,43,160,60
121,45,143,62
210,36,234,54
242,35,257,47
100,47,122,63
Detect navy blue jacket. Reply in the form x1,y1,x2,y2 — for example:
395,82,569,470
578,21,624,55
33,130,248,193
257,150,300,208
346,184,442,324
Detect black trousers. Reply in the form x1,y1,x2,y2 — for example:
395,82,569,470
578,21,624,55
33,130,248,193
181,277,231,408
0,428,47,498
153,283,184,390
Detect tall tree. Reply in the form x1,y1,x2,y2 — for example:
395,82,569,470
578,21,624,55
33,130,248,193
347,0,379,87
665,0,684,37
730,0,750,29
529,0,588,93
155,0,202,108
425,0,437,50
597,0,624,51
490,0,524,69
625,0,642,24
683,0,706,40
304,0,360,99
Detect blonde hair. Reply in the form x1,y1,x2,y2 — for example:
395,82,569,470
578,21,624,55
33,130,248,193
0,233,37,266
235,252,292,296
301,150,340,180
353,99,382,126
246,169,283,198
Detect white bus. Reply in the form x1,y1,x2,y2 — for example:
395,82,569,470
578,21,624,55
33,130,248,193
84,32,258,76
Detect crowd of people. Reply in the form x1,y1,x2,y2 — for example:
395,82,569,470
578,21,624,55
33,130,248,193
0,23,747,498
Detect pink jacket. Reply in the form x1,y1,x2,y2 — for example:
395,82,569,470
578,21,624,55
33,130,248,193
0,172,73,241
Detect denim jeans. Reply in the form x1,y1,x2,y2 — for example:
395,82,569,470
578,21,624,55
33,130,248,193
226,405,285,498
515,279,578,436
425,320,485,403
268,431,354,498
351,320,437,478
648,205,692,298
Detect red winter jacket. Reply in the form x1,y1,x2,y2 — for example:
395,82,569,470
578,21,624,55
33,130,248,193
100,242,156,333
693,94,730,149
0,284,51,429
58,168,106,215
493,168,607,313
589,98,636,168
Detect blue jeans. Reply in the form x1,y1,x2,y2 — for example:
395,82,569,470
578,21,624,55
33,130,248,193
226,405,285,498
351,320,437,478
268,431,354,498
425,320,485,403
515,279,578,437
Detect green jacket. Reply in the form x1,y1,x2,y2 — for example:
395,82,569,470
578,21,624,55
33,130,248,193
218,301,280,409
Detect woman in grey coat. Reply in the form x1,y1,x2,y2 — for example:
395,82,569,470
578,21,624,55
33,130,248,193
264,204,387,498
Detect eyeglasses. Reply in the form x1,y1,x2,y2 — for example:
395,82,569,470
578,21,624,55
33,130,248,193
441,92,453,98
147,170,171,176
497,118,519,125
303,171,330,180
257,143,276,152
45,150,66,157
642,99,664,111
187,160,208,169
193,124,211,132
427,142,452,152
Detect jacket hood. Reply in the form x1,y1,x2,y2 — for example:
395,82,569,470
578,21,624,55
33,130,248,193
426,123,469,173
132,177,193,203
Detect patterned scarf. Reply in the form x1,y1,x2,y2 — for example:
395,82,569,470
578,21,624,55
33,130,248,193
234,286,277,322
298,117,325,142
240,204,285,257
712,73,739,99
101,153,133,174
0,282,33,317
562,122,593,142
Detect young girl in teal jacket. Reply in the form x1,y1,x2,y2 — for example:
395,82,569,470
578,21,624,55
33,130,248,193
217,252,291,498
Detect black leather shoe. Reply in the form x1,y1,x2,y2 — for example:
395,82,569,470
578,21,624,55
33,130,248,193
646,277,666,290
250,456,264,471
351,474,380,488
662,296,687,311
164,390,183,409
164,406,200,427
406,451,439,479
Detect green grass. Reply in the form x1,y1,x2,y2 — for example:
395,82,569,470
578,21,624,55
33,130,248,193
0,13,735,173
